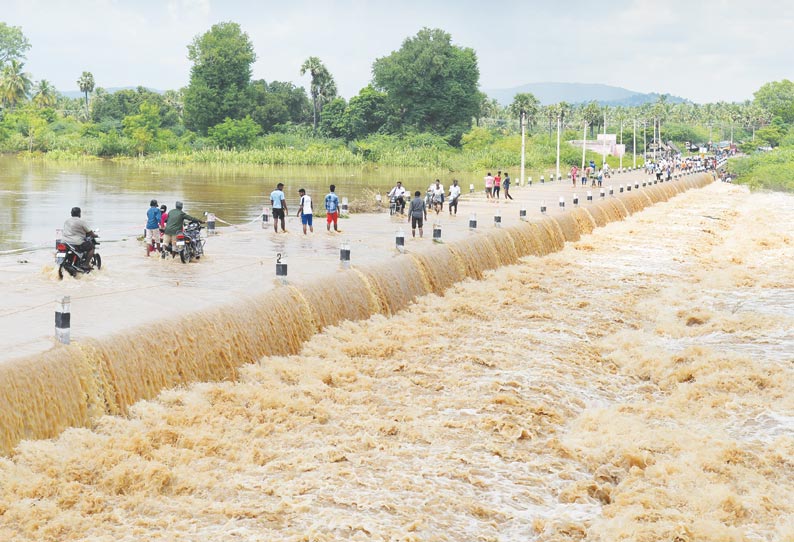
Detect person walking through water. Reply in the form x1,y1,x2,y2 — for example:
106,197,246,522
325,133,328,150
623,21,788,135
407,190,427,238
570,165,578,188
325,184,341,233
493,171,501,199
503,172,513,200
270,182,288,233
448,179,461,215
484,172,494,199
145,199,161,255
431,179,444,214
296,188,314,235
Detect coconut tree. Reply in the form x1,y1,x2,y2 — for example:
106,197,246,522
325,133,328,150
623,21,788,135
77,71,95,108
32,79,57,108
0,59,32,109
300,56,337,131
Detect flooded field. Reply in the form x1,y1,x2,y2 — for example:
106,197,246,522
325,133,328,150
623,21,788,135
1,179,792,540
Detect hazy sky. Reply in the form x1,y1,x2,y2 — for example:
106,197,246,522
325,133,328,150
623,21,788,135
3,0,793,103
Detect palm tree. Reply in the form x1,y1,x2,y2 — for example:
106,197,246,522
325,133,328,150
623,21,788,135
77,71,95,108
508,92,540,133
300,57,337,131
32,79,57,108
0,59,32,109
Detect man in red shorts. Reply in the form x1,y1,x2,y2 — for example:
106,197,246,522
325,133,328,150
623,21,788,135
324,184,340,232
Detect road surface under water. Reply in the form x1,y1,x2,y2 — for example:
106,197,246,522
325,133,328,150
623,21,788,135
1,179,792,540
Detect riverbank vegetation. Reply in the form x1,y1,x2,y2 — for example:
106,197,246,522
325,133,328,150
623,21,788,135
1,20,792,184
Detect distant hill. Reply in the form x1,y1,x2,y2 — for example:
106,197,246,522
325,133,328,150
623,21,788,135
60,87,163,99
484,82,687,107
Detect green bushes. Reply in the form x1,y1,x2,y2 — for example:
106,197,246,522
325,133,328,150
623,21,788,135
728,148,794,191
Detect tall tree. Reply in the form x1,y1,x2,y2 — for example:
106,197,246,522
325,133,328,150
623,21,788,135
183,22,256,134
753,79,794,124
0,23,31,66
77,71,94,108
0,59,32,109
508,92,540,132
32,79,57,108
372,27,480,145
300,56,337,131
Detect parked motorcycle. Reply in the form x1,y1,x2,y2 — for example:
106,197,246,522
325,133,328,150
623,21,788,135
174,220,204,263
56,235,101,279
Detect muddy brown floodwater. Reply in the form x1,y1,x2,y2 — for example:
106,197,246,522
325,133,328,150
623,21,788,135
1,175,793,541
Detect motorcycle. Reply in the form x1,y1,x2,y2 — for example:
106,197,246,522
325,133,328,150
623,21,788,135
174,220,204,264
56,235,101,280
389,195,405,215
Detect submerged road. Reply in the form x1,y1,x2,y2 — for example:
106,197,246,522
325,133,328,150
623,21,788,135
0,167,700,363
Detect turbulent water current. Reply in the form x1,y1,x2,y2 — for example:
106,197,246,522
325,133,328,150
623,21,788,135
0,179,792,541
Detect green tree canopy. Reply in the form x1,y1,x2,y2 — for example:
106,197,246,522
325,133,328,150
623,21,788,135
372,27,480,145
248,80,311,132
0,23,31,66
122,101,162,155
184,22,256,134
753,80,794,124
208,116,261,149
91,86,180,129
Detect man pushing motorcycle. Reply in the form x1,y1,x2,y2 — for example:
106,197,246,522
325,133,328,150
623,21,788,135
162,201,203,257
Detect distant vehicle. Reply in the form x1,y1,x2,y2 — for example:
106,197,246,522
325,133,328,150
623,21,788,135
757,146,773,152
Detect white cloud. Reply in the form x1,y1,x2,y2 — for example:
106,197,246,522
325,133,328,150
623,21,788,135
3,0,793,101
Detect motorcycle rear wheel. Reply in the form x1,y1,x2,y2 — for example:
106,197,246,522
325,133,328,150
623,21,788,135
180,246,192,264
58,262,76,280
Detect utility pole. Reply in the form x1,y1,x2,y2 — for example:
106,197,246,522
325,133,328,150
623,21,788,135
581,120,587,171
602,109,607,167
520,110,526,186
632,118,637,169
555,111,561,182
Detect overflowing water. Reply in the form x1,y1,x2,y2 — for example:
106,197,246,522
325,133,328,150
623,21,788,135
1,176,793,540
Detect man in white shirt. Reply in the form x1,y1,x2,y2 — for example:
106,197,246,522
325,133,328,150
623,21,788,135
388,181,407,214
448,179,461,215
431,179,445,214
297,188,313,234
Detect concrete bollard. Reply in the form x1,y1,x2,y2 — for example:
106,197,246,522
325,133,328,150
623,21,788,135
587,191,593,202
540,201,547,213
519,207,527,220
494,210,502,228
470,183,474,194
206,212,216,234
396,228,405,252
433,222,442,241
261,206,270,228
55,296,70,345
559,196,565,209
275,253,288,283
541,175,545,184
339,241,351,269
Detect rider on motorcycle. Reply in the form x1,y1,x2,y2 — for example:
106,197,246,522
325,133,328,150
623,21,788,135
388,181,407,214
162,201,203,256
62,207,98,269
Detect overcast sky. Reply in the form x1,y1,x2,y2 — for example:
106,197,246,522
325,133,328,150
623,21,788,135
3,0,793,103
